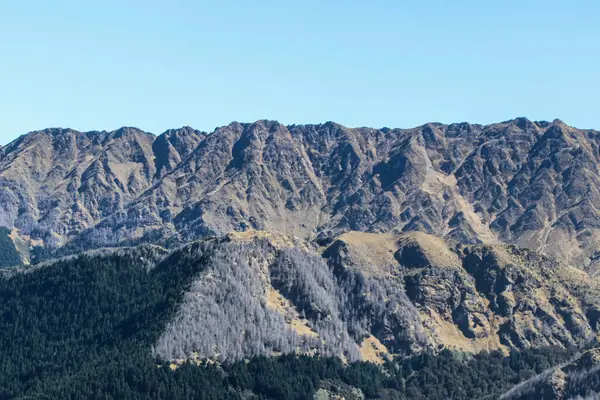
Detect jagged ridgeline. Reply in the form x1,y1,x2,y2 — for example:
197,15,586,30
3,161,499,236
1,230,599,398
4,119,600,274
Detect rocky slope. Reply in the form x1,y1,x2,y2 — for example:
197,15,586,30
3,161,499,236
145,231,600,365
2,119,600,273
0,126,201,250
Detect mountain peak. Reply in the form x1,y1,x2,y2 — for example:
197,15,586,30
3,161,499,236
552,118,566,125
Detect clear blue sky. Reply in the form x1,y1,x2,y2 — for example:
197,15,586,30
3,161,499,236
1,1,599,144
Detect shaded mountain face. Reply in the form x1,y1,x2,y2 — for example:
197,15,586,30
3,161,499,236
2,118,600,273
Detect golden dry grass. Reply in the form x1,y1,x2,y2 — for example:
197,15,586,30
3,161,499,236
359,335,390,364
265,287,318,337
398,231,462,269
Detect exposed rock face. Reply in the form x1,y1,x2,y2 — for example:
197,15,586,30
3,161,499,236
2,118,600,272
152,126,206,178
0,126,204,250
153,231,599,364
327,231,599,355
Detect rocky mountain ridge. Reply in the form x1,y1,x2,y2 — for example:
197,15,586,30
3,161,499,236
2,118,600,274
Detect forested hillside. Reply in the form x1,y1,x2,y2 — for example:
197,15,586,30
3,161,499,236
0,226,20,268
501,344,600,400
0,241,581,399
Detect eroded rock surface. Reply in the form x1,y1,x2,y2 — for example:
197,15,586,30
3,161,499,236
3,119,600,272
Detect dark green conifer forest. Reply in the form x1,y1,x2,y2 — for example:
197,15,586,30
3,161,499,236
0,227,20,268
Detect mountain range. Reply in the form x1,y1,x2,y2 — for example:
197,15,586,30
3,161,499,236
2,118,600,399
2,118,600,271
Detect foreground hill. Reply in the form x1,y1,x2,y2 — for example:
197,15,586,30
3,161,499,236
0,231,591,399
3,119,600,273
148,231,599,365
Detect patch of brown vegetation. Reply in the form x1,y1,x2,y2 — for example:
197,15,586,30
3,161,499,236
420,309,508,354
334,231,399,276
265,287,318,337
359,335,390,364
227,230,307,250
399,232,462,269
